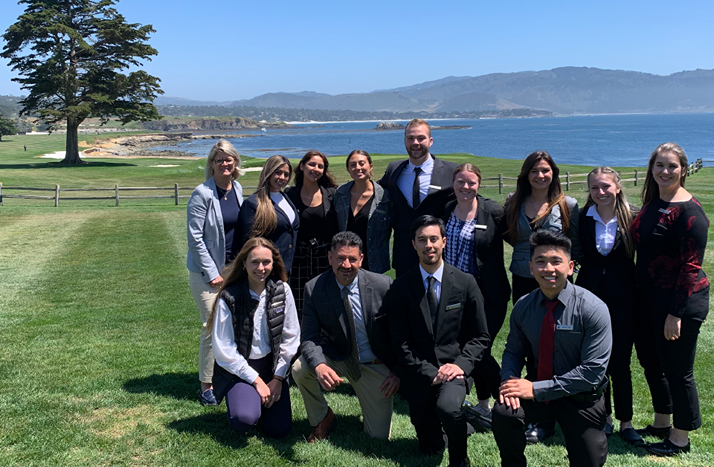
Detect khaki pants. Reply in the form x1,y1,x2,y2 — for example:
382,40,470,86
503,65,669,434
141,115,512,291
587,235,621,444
189,271,218,383
292,354,393,439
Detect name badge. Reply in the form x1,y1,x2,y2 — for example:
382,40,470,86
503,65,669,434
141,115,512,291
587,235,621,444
556,324,574,331
446,303,461,311
474,224,488,231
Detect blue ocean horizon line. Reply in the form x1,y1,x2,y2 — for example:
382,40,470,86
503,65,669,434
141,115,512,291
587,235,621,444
150,113,714,168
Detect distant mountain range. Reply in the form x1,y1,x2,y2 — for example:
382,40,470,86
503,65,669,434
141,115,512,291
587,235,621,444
156,67,714,115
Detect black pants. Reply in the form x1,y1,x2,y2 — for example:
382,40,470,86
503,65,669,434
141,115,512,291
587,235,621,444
409,378,468,465
472,285,507,400
636,303,704,431
492,396,608,467
594,280,637,422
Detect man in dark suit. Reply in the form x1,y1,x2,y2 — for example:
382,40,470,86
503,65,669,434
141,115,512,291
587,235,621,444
386,215,490,467
292,231,400,441
378,119,458,277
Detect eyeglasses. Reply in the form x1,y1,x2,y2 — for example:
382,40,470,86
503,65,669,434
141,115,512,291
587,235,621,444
214,158,234,165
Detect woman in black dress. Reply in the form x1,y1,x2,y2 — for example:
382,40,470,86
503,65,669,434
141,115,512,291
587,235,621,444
284,150,338,315
631,143,709,456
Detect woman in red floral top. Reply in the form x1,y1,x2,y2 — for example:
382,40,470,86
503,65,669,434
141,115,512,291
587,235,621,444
631,142,709,456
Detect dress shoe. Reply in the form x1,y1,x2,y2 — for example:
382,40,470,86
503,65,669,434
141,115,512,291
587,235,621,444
525,424,555,444
605,422,613,437
645,438,690,456
636,424,671,439
307,407,336,443
619,427,645,447
198,389,217,406
462,402,492,433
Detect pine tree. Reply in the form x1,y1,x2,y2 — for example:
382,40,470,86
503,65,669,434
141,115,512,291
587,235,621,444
1,0,163,164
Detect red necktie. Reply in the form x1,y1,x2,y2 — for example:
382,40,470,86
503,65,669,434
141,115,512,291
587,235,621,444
537,300,559,382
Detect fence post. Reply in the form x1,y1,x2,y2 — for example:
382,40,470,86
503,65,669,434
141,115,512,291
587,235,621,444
0,182,3,206
634,170,638,186
175,183,179,205
115,184,119,206
55,185,60,207
566,172,570,191
498,174,503,194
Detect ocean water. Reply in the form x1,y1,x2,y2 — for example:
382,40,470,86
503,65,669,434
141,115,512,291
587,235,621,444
153,113,714,168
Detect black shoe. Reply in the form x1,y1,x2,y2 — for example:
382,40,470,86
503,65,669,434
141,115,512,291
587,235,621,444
198,389,217,406
646,439,690,456
605,422,613,437
619,427,645,447
636,424,672,439
525,424,555,444
462,403,492,433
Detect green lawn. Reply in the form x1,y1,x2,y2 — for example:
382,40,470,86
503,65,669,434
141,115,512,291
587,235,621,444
1,134,713,466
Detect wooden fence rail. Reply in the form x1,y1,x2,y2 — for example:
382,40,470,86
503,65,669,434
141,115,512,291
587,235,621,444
0,158,702,205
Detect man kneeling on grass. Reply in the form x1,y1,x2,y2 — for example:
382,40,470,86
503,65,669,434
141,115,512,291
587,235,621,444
492,230,612,467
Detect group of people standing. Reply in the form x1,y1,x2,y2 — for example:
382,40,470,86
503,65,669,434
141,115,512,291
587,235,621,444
185,119,708,466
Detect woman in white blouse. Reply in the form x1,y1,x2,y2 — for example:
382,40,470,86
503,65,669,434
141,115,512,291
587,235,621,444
209,237,300,438
575,167,641,446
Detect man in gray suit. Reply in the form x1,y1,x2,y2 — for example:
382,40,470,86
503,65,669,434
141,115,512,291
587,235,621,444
292,231,400,441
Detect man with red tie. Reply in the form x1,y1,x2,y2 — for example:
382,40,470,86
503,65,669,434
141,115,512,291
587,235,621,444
492,230,612,467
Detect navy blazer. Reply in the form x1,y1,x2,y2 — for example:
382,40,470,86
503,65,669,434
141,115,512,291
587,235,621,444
237,192,300,271
386,262,490,403
442,197,511,310
378,155,458,276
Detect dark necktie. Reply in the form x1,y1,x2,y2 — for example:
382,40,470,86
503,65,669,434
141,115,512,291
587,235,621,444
341,287,362,382
427,276,438,331
412,167,422,208
537,299,559,382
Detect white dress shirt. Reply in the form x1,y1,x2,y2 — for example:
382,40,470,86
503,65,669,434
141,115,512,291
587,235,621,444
213,284,300,383
586,205,618,256
419,261,445,304
270,191,296,224
397,156,435,208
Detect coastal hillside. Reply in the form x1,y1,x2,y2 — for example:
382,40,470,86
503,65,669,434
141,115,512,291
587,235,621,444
154,67,714,116
142,117,290,131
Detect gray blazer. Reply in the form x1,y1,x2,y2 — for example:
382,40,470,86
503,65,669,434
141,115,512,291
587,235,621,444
505,194,580,278
333,181,392,274
300,268,399,374
186,177,243,282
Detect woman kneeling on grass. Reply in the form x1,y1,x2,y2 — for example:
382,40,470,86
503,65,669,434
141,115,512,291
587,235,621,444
209,237,300,438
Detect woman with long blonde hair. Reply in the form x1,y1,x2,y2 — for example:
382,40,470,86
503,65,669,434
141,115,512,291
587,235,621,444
238,155,300,272
210,237,300,438
576,167,641,445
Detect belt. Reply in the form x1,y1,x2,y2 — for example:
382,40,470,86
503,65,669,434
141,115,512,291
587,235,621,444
362,358,383,365
569,387,605,402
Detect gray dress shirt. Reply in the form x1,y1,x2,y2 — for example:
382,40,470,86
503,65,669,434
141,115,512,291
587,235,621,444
500,282,612,402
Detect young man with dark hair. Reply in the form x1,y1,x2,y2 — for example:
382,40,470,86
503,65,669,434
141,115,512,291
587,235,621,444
378,120,458,277
491,230,612,467
387,215,489,467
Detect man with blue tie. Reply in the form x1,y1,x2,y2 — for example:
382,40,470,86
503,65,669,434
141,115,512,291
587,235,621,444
386,215,490,467
378,119,458,277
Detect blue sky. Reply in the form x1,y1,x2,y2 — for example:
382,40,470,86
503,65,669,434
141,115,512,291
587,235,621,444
1,0,713,101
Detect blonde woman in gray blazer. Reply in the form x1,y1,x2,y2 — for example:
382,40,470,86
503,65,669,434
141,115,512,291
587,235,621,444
187,139,244,406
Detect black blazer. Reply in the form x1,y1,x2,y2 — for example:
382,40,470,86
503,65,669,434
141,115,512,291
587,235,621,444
300,268,399,374
442,197,511,309
283,185,338,243
386,262,490,403
378,156,458,276
237,192,300,271
574,205,638,302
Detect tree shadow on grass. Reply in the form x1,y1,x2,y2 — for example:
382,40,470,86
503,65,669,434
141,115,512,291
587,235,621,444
0,161,136,169
123,372,197,401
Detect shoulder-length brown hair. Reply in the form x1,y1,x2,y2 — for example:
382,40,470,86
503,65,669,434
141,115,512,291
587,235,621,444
208,237,288,327
641,142,688,207
251,155,293,238
504,151,570,243
293,150,338,189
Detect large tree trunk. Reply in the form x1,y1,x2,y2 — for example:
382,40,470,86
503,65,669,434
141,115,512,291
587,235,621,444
62,117,84,164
